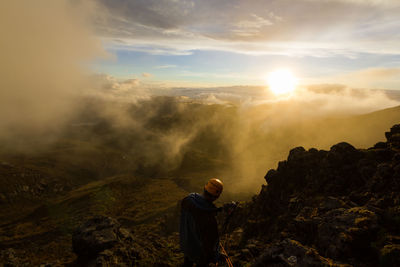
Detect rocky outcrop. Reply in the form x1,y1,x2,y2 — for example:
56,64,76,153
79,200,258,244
0,248,22,267
72,215,183,266
225,124,400,266
69,125,400,266
72,216,138,266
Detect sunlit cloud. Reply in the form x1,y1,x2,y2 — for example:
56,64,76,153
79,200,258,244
123,78,140,86
318,0,400,6
232,14,274,37
319,67,400,89
154,65,177,69
90,74,400,116
142,72,152,78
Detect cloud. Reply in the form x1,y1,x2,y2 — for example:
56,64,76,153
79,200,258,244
86,74,156,104
154,65,177,69
90,0,400,56
298,85,400,115
123,79,141,86
89,73,400,115
104,40,194,55
232,14,274,37
316,0,400,6
324,68,400,89
346,68,400,79
142,72,153,78
95,75,141,90
91,75,399,116
0,0,105,149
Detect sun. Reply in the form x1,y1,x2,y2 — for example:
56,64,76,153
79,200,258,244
266,69,298,95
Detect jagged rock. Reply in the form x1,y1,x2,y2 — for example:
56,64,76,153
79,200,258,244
374,142,388,149
394,164,400,180
227,124,400,266
72,216,137,266
73,216,120,256
264,169,278,184
0,193,7,204
252,239,349,267
380,244,400,267
330,142,356,154
376,163,393,179
327,142,361,166
317,207,378,261
287,147,306,161
366,148,395,164
390,124,400,133
386,124,400,148
393,153,400,164
319,196,346,211
358,158,377,181
0,248,22,267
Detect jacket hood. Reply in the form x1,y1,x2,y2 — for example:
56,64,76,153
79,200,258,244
188,193,217,211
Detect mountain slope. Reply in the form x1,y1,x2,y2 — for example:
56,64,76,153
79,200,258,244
0,101,399,266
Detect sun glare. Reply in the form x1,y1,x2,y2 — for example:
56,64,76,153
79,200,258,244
266,69,298,95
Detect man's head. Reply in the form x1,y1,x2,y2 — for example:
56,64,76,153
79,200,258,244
203,178,223,202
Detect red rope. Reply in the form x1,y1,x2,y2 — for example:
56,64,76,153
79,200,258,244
220,244,233,267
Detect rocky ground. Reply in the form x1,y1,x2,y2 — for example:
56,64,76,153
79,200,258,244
60,124,400,266
1,122,400,266
0,175,188,266
222,124,400,266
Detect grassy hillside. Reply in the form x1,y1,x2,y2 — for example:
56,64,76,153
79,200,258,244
0,175,188,265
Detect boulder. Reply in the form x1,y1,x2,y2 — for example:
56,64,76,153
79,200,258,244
374,142,388,149
72,216,121,256
317,207,378,260
330,142,356,154
287,147,306,161
319,196,346,211
0,248,22,267
72,216,137,266
380,244,400,267
386,124,400,148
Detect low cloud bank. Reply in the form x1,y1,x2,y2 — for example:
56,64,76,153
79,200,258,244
60,79,400,194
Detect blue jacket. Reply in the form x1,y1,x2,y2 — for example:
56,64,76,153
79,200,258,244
179,193,220,264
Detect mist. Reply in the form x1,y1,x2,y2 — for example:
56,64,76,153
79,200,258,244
62,81,400,196
0,0,104,150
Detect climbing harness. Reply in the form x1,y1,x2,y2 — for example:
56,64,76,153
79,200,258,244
219,243,234,267
217,202,238,267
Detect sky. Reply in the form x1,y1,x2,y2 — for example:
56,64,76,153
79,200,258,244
89,0,400,89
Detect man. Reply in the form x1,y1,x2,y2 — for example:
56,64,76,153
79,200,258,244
179,178,230,267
